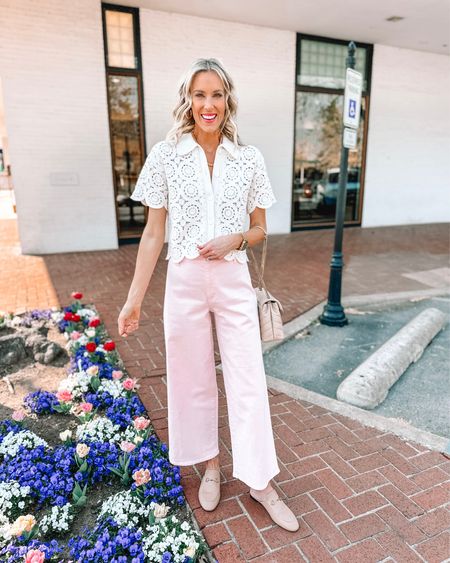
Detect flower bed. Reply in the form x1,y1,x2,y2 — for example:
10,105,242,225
0,294,208,562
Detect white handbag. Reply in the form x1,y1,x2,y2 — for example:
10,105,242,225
249,234,284,342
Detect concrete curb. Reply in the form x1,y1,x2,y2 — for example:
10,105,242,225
259,287,450,453
261,286,450,355
336,307,448,409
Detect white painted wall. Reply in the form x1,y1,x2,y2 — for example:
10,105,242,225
0,0,117,254
139,8,295,235
1,1,448,255
362,44,450,227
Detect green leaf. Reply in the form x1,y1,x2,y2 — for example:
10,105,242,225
90,376,101,391
72,481,88,505
107,466,125,479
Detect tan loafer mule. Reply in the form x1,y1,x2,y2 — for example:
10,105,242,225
198,468,221,511
250,487,299,532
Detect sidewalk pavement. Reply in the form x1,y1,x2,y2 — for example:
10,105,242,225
264,296,450,439
1,219,449,562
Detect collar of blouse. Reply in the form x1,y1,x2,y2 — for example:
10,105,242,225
176,132,240,159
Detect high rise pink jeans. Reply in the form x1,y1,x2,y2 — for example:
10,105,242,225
163,254,280,490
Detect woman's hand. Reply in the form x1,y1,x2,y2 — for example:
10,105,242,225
118,301,141,338
197,234,241,260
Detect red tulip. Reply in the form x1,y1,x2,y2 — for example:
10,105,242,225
86,342,97,353
104,341,116,352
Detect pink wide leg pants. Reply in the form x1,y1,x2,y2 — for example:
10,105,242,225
163,254,280,490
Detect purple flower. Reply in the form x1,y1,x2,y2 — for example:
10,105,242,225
23,390,59,414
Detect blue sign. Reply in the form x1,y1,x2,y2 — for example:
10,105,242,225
349,99,356,118
343,69,362,129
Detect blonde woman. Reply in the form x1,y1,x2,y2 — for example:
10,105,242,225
118,58,298,532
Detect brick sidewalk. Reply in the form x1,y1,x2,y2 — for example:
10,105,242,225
2,219,449,561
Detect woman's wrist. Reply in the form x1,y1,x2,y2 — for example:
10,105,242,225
232,232,244,250
236,225,266,249
125,295,142,309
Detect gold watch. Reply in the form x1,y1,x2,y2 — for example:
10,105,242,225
237,232,248,251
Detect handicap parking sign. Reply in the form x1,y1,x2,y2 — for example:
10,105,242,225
343,69,362,129
349,99,356,118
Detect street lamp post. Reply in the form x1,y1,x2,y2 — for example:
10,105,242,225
319,41,357,327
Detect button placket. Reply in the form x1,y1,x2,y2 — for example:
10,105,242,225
197,147,215,241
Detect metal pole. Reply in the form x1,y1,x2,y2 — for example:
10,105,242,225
319,41,356,327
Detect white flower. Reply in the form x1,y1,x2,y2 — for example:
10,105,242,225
77,308,97,319
59,430,72,441
141,514,203,561
0,481,31,521
76,416,123,443
39,503,74,536
98,491,153,528
10,316,22,327
0,430,47,458
51,311,65,323
97,379,127,399
153,503,170,519
85,328,96,338
58,371,91,399
0,514,12,543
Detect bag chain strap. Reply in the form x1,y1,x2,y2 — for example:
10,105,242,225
248,226,268,292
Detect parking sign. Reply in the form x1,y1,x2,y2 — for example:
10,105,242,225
343,68,362,129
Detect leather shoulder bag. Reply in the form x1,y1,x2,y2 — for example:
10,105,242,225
248,231,284,342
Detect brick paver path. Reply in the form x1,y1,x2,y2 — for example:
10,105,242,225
1,218,449,561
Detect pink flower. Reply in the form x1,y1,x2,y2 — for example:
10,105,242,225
11,409,26,422
133,417,150,431
133,468,151,486
9,514,36,536
112,370,123,380
70,331,81,341
122,378,136,391
79,402,93,413
25,549,45,563
76,443,90,458
120,441,136,453
86,365,99,376
56,390,73,403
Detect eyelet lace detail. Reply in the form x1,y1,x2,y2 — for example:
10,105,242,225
130,137,276,263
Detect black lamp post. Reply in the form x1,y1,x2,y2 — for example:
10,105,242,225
319,41,357,327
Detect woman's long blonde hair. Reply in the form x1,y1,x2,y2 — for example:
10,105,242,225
165,58,243,146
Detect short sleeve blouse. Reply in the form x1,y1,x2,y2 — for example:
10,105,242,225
130,132,276,263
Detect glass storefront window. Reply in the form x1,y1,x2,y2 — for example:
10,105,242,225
293,35,372,228
105,9,136,69
107,74,145,236
298,39,368,91
293,92,366,224
103,5,145,241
